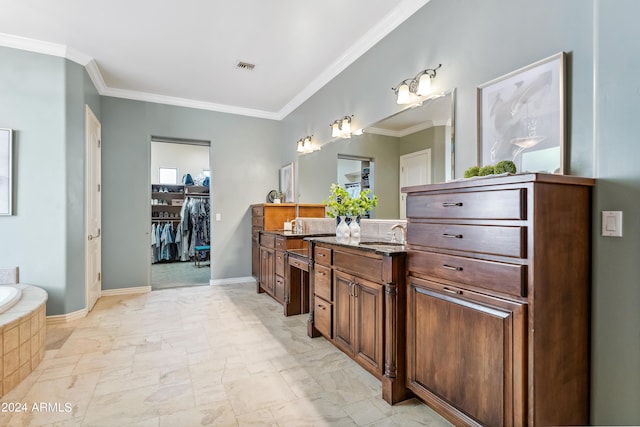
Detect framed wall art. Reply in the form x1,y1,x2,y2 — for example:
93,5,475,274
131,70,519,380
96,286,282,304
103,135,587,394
477,52,566,174
0,128,13,216
279,162,295,203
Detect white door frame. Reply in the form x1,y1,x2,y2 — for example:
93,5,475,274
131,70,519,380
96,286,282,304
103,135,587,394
399,149,431,219
85,105,102,311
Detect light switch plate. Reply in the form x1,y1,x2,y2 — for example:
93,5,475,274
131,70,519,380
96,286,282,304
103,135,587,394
215,213,221,221
602,211,622,237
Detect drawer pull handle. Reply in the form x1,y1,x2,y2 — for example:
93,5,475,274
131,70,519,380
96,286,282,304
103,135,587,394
443,287,463,295
442,202,463,207
442,233,463,239
317,304,326,310
318,272,326,276
318,253,325,257
442,264,463,271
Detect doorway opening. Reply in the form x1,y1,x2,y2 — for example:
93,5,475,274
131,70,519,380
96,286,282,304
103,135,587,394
337,155,375,217
150,137,211,290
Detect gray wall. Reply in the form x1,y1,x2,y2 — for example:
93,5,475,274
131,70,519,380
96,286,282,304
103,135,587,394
100,97,282,288
591,0,640,423
0,47,97,314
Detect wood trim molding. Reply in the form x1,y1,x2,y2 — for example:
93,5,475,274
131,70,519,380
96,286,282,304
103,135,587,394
210,277,256,286
101,286,151,296
46,308,88,325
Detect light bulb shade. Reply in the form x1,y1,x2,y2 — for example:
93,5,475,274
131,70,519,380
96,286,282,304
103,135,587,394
416,72,432,96
297,140,304,152
341,117,351,135
396,83,410,104
303,137,311,152
331,121,340,138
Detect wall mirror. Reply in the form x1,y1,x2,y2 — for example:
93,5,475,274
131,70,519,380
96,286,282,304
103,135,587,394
297,89,455,219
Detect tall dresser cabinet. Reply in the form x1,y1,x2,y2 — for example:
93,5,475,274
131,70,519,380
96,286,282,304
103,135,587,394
251,203,326,278
403,174,594,427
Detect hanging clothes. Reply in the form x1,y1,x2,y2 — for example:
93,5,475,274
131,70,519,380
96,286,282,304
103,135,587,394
179,196,211,261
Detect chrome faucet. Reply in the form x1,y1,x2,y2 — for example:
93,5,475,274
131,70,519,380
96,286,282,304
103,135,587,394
391,223,407,244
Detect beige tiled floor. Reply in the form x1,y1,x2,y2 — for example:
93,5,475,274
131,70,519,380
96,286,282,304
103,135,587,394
0,282,452,426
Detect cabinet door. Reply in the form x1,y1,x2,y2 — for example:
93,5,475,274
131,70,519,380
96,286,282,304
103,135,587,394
407,278,526,427
333,270,354,355
353,277,383,376
260,247,274,295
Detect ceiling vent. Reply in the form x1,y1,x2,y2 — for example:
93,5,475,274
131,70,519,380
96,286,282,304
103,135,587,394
235,61,256,71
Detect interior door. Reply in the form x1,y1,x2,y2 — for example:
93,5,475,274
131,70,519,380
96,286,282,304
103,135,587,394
85,105,102,311
400,149,431,219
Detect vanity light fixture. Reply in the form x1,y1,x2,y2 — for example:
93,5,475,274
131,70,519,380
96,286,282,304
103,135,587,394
296,136,315,154
392,64,442,104
330,115,353,139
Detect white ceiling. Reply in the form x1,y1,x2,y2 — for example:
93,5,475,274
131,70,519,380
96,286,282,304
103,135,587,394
0,0,430,120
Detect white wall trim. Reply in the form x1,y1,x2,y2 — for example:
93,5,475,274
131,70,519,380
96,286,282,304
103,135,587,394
210,277,256,286
101,286,152,296
46,308,88,325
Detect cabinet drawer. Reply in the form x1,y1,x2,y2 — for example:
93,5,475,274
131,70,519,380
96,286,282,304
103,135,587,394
314,246,332,266
407,223,526,258
314,264,332,301
252,215,264,228
314,296,332,338
408,251,526,298
275,236,286,251
275,250,285,277
252,205,264,216
274,275,285,303
333,251,382,283
406,189,525,220
289,256,309,272
260,233,275,248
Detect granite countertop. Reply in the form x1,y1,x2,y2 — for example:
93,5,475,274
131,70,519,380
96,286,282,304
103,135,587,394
306,235,407,255
260,230,334,238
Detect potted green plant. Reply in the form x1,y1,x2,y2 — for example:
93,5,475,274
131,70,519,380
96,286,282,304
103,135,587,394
347,189,378,239
324,184,354,240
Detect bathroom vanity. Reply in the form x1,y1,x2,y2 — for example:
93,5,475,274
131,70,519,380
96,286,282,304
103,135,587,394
403,173,594,427
306,236,408,404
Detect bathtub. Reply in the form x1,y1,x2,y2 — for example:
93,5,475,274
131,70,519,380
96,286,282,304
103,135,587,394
0,284,48,397
0,286,22,313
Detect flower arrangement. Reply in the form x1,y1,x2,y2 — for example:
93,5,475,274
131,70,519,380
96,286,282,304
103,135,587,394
323,183,378,218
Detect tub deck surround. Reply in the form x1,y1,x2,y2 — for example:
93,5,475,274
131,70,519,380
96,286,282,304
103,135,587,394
0,284,48,397
306,235,409,405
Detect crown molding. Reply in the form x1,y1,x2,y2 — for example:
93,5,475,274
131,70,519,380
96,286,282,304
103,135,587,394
101,86,281,120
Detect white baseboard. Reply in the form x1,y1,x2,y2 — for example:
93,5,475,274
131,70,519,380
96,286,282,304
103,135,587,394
101,286,152,296
210,276,256,286
47,308,88,325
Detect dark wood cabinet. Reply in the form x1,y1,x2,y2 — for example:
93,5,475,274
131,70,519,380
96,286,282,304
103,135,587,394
259,245,274,295
334,270,383,377
404,173,594,427
308,240,408,404
408,276,527,427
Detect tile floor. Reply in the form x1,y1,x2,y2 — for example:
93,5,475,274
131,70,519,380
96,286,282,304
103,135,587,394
0,282,452,426
151,261,210,290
